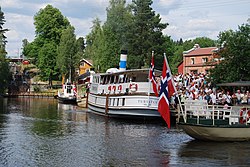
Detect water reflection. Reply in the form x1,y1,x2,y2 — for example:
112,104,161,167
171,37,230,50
57,103,88,123
178,140,250,166
0,98,250,166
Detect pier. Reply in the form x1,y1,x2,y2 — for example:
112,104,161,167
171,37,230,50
2,92,56,98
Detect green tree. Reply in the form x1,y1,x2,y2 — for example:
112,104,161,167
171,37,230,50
99,0,133,71
182,37,216,51
23,5,71,83
34,5,70,44
74,37,85,69
127,0,167,69
210,23,250,83
57,26,78,81
85,18,104,71
37,41,58,87
76,37,85,55
0,7,10,94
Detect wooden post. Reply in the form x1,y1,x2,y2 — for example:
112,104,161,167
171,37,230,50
86,92,89,108
105,94,109,115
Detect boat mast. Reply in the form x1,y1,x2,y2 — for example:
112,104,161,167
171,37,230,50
69,67,71,83
69,54,72,83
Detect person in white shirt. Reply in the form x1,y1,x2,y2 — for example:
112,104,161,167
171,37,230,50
210,92,217,105
235,89,243,105
224,91,232,106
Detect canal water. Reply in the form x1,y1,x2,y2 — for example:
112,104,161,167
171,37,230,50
0,98,250,167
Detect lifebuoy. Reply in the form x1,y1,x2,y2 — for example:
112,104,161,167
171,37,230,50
129,83,138,92
239,108,250,124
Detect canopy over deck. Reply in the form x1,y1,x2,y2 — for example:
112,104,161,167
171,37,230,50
216,81,250,87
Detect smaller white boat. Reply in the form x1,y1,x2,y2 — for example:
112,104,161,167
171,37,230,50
58,79,77,104
177,100,250,142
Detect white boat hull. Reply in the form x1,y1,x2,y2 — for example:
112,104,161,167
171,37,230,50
178,123,250,142
88,93,161,118
58,95,77,104
177,100,250,142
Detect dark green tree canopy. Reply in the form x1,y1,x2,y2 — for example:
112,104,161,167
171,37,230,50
210,23,250,83
180,37,216,52
34,4,70,44
85,18,105,71
57,26,78,79
0,7,10,94
23,5,73,84
85,0,168,71
128,0,168,69
0,7,8,47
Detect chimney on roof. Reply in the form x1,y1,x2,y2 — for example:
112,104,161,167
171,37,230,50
193,44,200,49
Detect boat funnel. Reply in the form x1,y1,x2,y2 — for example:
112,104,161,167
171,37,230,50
119,50,127,71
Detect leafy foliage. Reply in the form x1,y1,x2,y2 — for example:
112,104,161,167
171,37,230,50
0,7,10,94
210,23,250,83
127,0,167,69
85,0,168,71
85,18,104,71
37,42,58,85
23,5,73,84
57,26,79,80
34,5,70,44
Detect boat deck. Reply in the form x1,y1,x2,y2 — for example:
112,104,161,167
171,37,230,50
177,100,250,126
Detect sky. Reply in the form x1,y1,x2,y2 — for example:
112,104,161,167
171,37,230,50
1,0,249,58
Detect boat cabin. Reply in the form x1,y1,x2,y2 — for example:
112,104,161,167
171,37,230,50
90,69,161,95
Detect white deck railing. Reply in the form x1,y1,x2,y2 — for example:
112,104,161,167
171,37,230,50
177,100,250,126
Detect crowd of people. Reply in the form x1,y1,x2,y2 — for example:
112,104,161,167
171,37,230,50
169,73,250,108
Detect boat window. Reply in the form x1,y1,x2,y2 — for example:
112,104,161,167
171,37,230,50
117,98,119,106
129,76,136,82
122,98,125,106
97,76,101,83
119,75,124,83
124,76,128,83
110,75,114,84
135,74,148,82
114,75,118,84
106,76,110,84
93,76,97,83
67,86,72,93
101,76,105,84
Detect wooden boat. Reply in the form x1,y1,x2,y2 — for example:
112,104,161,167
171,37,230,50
177,100,250,142
57,80,77,104
88,68,169,119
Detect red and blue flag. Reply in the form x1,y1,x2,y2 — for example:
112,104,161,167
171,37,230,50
149,52,159,96
158,55,175,128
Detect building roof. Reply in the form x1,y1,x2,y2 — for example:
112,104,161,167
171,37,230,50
79,58,93,66
177,61,184,68
184,45,217,56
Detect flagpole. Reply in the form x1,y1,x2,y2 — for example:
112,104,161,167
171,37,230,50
164,53,186,122
148,51,154,106
148,51,154,96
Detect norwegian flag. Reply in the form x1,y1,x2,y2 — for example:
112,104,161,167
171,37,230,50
149,51,159,96
158,54,175,128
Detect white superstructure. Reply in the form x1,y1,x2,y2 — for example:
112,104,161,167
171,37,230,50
88,69,162,118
